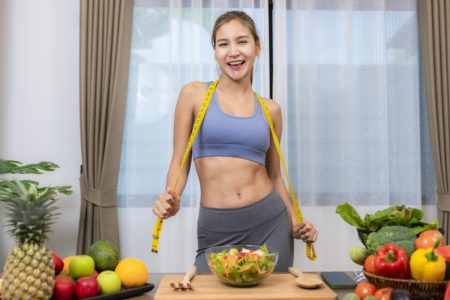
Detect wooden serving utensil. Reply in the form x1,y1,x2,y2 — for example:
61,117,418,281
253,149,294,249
170,265,197,290
288,267,323,289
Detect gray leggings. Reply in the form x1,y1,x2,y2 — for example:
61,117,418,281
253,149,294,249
194,189,294,273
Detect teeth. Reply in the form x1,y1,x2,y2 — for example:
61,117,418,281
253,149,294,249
228,61,244,66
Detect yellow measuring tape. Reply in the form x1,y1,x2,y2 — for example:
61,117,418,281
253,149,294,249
151,80,317,261
255,93,316,261
151,80,218,253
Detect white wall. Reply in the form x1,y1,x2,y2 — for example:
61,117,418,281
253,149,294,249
0,0,81,265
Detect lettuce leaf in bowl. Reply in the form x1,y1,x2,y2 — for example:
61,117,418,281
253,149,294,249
336,202,438,234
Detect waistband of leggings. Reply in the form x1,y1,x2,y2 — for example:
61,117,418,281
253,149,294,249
197,189,287,232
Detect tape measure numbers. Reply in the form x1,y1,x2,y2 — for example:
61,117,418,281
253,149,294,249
151,80,316,261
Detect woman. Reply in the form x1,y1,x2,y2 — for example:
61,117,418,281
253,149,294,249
152,11,318,272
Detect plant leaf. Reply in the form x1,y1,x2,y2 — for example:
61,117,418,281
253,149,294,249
336,202,366,229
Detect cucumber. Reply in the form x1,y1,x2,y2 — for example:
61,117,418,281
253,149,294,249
349,246,370,265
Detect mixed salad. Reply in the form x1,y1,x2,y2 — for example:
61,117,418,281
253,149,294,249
207,244,277,286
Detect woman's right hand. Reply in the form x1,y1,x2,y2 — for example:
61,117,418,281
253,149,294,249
152,187,180,219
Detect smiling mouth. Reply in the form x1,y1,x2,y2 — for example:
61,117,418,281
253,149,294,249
227,60,245,67
227,60,245,71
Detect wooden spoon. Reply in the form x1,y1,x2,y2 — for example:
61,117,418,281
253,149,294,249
288,267,323,289
170,265,196,290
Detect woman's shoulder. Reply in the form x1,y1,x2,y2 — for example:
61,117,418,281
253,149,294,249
176,81,210,110
179,81,209,98
259,97,281,116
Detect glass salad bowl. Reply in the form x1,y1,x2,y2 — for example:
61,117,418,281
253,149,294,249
205,244,279,286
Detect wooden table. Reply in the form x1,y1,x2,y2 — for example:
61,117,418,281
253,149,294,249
129,273,355,299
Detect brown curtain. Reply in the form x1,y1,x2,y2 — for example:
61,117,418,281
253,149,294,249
418,0,450,243
77,0,133,253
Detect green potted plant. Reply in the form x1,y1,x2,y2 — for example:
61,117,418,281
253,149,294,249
0,160,72,299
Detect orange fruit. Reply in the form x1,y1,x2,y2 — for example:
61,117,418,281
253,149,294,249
61,256,75,275
115,258,148,288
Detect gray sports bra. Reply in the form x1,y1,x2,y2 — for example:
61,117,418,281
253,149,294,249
192,83,270,165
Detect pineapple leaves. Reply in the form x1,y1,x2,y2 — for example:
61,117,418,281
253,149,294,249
0,159,72,244
0,181,63,244
0,179,73,197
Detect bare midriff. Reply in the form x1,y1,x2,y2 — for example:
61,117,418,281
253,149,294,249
194,156,274,208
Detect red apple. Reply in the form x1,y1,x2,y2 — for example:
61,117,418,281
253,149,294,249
52,275,74,300
52,251,64,275
74,276,100,299
91,270,99,278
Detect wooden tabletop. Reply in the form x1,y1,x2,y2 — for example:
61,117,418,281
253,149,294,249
130,273,355,299
0,272,355,299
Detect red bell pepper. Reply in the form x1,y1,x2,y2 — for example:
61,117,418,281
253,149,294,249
374,244,410,279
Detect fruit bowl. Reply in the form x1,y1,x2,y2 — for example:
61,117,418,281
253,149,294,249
205,244,278,287
87,283,154,300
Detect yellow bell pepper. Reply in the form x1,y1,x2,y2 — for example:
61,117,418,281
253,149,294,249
410,247,446,281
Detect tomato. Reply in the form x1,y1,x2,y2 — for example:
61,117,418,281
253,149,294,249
354,282,377,299
444,281,450,300
364,254,377,274
435,245,450,260
415,230,444,249
375,287,393,300
420,229,442,238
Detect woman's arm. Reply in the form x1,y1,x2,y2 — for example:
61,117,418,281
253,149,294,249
264,99,318,243
152,82,204,219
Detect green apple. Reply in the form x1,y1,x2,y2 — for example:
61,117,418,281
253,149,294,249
69,255,95,279
343,293,360,300
97,270,122,294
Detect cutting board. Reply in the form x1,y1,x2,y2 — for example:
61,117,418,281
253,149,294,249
155,273,337,300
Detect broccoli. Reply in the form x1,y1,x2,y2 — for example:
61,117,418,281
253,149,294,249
366,225,416,256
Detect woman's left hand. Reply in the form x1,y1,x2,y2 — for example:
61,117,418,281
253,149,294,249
292,220,318,243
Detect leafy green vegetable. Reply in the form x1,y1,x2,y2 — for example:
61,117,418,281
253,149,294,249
336,202,437,235
335,203,366,229
260,243,269,255
366,225,417,256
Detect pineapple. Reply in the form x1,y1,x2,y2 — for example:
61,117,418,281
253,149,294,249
0,160,72,300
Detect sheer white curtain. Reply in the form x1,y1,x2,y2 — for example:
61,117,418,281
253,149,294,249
118,0,269,273
273,0,436,271
118,0,436,273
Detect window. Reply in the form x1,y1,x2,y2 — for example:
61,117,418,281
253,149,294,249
117,0,435,272
273,0,435,206
117,0,269,273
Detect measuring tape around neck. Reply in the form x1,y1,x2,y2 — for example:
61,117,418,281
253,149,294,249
151,80,218,253
255,93,316,261
151,80,316,261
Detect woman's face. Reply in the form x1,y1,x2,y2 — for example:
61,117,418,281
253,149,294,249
214,19,260,81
